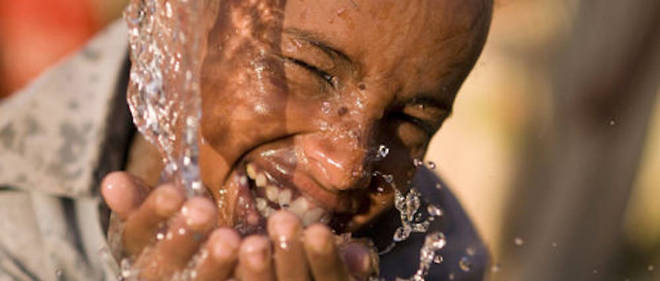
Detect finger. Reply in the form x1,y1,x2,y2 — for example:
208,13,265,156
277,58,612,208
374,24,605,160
303,224,349,281
135,197,217,280
101,171,151,220
192,228,241,281
338,242,378,280
236,235,275,281
268,211,310,281
122,184,185,256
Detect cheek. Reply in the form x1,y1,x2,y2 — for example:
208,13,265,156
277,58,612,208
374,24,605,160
370,121,428,190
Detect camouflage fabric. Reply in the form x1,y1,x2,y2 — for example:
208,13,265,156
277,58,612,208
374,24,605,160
0,21,132,281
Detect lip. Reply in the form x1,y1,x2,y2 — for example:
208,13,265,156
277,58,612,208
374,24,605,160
249,155,362,214
224,145,368,234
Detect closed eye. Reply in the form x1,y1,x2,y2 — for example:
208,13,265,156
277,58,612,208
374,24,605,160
391,112,437,137
283,56,336,87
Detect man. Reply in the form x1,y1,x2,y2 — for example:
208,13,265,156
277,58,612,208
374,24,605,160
0,0,492,280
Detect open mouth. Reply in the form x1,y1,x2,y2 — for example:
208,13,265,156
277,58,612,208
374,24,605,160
229,156,364,235
245,162,332,226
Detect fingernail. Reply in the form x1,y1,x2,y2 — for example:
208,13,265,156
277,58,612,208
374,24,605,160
268,211,301,239
154,185,184,217
211,228,241,261
241,236,271,271
182,197,217,231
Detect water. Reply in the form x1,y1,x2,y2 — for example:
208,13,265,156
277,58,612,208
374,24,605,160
459,256,472,272
373,232,447,281
514,237,525,246
125,0,217,196
373,187,446,281
393,188,432,242
120,0,218,279
377,144,390,159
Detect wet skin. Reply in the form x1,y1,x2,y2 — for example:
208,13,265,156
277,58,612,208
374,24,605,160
102,0,491,280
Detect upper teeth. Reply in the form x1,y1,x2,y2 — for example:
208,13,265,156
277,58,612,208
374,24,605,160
266,185,279,202
278,189,292,206
246,163,327,226
255,173,267,187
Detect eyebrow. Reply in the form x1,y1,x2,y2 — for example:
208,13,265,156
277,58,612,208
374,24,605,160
283,28,353,64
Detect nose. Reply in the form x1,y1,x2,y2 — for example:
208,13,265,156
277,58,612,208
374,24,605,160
300,123,375,191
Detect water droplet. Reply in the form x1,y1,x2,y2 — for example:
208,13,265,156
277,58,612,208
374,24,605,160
178,228,186,235
435,183,442,189
466,246,476,256
427,232,447,250
321,101,331,114
433,255,444,264
413,158,424,167
448,273,455,280
593,269,599,274
426,161,436,169
165,2,173,18
649,265,655,271
491,263,501,272
377,145,390,159
156,232,165,240
514,237,524,246
459,256,472,272
393,226,412,242
120,258,133,278
427,205,443,217
279,236,289,250
609,119,616,126
552,242,558,248
376,186,385,193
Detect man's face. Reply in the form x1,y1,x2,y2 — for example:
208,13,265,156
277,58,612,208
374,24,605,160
199,0,490,235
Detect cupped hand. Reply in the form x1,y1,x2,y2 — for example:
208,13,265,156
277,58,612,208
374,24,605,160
101,171,377,281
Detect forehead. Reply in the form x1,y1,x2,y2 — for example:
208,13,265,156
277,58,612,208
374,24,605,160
282,0,488,96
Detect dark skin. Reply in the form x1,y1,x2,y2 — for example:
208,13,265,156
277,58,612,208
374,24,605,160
102,0,492,280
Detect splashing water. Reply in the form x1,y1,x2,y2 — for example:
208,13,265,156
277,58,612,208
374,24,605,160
514,237,525,246
459,256,473,272
377,144,390,159
370,232,447,281
120,0,218,279
124,0,217,196
393,188,432,242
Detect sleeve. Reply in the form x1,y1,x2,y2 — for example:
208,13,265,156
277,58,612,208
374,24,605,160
0,189,121,281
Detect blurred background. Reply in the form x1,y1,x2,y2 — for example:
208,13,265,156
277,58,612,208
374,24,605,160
0,0,658,280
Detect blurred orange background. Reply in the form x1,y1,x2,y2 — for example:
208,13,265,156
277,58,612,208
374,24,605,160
0,0,127,98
